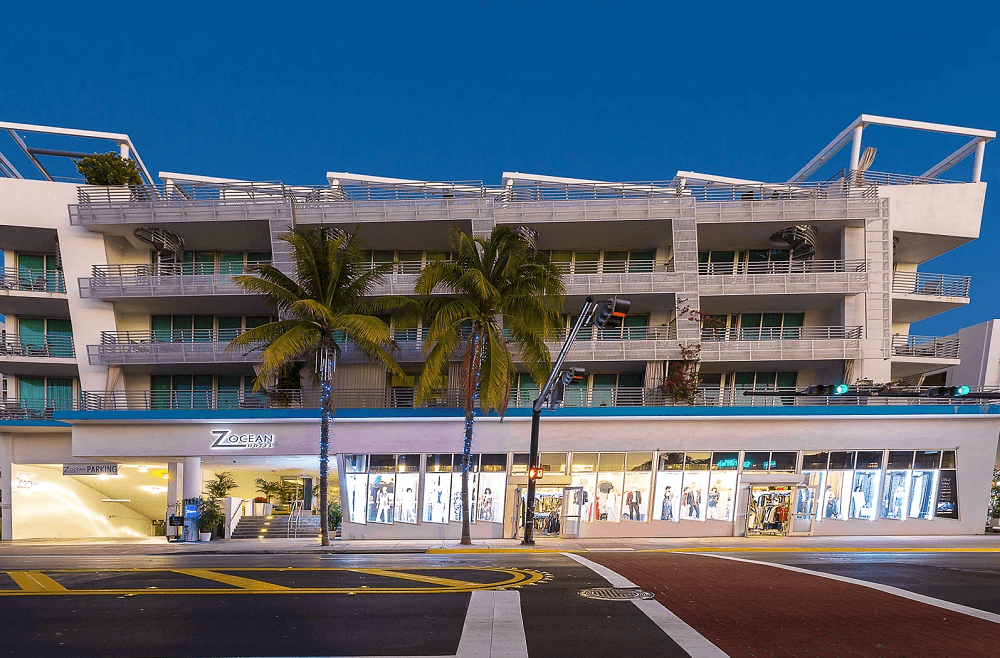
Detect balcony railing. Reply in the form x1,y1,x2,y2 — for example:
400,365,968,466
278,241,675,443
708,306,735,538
80,262,271,298
891,335,961,359
0,334,75,358
701,326,863,341
553,259,674,274
0,397,75,420
892,272,971,298
698,259,865,276
89,329,259,365
0,268,66,293
68,385,998,412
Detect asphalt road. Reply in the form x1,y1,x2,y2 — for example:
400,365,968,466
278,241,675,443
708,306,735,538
0,550,998,657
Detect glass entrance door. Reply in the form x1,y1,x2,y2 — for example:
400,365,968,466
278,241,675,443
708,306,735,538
561,486,583,538
790,485,818,534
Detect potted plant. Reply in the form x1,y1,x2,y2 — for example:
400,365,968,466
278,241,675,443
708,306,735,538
254,478,280,515
988,468,1000,532
252,496,268,516
204,472,238,538
196,497,223,541
328,501,343,533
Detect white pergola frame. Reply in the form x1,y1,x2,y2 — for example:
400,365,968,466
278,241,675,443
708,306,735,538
0,121,153,185
789,114,995,184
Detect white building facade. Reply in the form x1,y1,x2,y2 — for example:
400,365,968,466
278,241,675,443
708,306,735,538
0,115,997,541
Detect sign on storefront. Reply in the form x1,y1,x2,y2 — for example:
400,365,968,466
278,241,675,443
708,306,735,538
63,463,119,476
210,429,276,449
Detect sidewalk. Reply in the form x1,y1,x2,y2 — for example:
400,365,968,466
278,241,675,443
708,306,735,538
0,533,998,556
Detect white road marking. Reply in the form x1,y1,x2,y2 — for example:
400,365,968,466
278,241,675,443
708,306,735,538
699,552,1000,625
562,552,728,658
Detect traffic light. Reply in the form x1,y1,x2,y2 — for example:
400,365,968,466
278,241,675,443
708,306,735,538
804,383,850,396
547,367,586,410
927,385,971,398
528,466,545,480
592,297,631,329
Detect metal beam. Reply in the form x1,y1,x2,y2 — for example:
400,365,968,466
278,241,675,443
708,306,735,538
921,137,983,180
0,149,22,178
7,129,52,181
787,116,864,183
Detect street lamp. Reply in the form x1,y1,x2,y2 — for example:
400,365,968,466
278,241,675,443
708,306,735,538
522,296,629,545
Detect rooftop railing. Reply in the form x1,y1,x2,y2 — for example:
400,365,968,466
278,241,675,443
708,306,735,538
892,272,971,298
891,335,961,359
0,267,66,293
0,334,75,358
855,170,964,186
67,385,999,413
698,259,865,276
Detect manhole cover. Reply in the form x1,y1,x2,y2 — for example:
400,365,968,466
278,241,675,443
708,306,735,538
578,587,654,601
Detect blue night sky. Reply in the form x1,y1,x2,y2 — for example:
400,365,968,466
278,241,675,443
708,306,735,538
1,2,999,336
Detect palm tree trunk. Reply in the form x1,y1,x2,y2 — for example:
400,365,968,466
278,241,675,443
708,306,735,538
319,381,332,546
460,409,473,545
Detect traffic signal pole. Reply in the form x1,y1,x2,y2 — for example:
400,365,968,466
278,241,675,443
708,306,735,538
522,297,599,545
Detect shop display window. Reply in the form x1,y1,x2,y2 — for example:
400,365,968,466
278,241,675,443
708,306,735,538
909,470,938,520
511,453,529,474
345,454,368,473
684,452,711,470
396,453,421,473
941,450,957,469
742,452,770,471
803,471,826,519
653,471,682,522
881,470,910,520
626,452,654,472
571,452,598,472
802,452,829,470
657,452,684,471
856,451,884,470
394,473,419,524
345,473,368,524
477,472,506,523
423,472,451,523
706,471,738,521
822,470,850,520
829,451,856,470
540,452,567,474
622,471,652,522
887,451,913,469
771,452,798,471
850,470,881,520
451,454,479,523
914,451,941,469
369,454,396,473
427,453,453,473
680,471,709,521
367,473,395,524
571,473,597,523
711,452,739,471
598,453,625,472
595,471,624,522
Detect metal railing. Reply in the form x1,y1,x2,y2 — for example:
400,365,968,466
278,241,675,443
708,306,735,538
701,326,862,341
98,329,253,344
855,170,963,186
68,385,1000,413
0,397,75,420
892,272,971,298
891,335,961,359
80,262,272,298
553,259,674,274
0,334,75,358
698,259,866,276
0,268,66,293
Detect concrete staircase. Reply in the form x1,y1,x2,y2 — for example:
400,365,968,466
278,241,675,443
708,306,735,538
231,514,321,539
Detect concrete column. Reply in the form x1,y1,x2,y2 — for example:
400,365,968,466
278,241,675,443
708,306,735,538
0,434,12,541
849,125,864,173
183,456,201,502
972,140,986,183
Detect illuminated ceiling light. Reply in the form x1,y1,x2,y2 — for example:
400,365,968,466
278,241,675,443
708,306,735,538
137,466,149,473
161,473,171,480
102,498,131,503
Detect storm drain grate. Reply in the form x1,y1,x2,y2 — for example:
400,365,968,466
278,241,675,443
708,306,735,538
578,587,655,601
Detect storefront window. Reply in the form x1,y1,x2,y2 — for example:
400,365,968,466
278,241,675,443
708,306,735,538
802,452,829,470
856,451,884,470
829,451,856,470
571,472,597,523
881,469,910,520
346,472,367,524
941,450,957,469
711,452,739,471
367,473,395,524
822,470,849,520
909,469,937,520
511,453,529,474
344,454,367,473
595,470,624,522
598,452,625,472
540,452,567,474
653,470,682,522
396,454,420,472
478,454,507,523
706,471,737,521
771,452,797,471
680,471,709,521
914,451,941,469
571,452,598,472
423,469,451,524
369,454,396,473
742,452,770,471
657,452,684,471
626,452,654,472
850,469,881,520
394,473,419,524
685,452,711,470
451,454,479,523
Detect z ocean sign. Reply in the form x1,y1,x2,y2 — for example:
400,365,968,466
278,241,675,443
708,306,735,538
210,429,276,450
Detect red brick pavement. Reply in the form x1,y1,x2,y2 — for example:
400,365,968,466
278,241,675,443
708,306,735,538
587,552,1000,658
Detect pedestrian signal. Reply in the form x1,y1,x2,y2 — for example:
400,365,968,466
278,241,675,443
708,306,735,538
528,467,545,480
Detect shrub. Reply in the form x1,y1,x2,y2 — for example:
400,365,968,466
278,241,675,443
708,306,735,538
75,152,142,186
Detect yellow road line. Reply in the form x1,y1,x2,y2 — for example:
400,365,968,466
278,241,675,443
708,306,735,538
171,568,289,591
636,547,1000,553
7,571,68,592
352,568,482,588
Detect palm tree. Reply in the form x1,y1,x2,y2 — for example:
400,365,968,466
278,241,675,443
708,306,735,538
229,226,410,546
414,226,564,544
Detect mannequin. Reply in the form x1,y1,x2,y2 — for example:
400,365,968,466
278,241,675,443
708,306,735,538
660,486,674,521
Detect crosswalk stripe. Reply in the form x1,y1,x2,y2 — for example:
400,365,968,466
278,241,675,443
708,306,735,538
7,571,68,592
352,568,476,588
171,568,290,591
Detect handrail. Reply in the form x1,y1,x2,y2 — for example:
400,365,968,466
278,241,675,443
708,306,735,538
701,326,862,341
99,328,251,344
891,335,961,359
856,170,963,186
0,397,74,420
892,271,971,297
0,267,66,293
0,333,75,358
90,262,271,277
698,259,866,276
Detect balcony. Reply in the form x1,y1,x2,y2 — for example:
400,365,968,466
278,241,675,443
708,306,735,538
891,272,972,324
890,334,961,380
0,334,77,377
698,259,868,296
0,267,68,317
67,385,996,413
0,397,74,421
699,326,863,362
88,329,260,367
79,262,271,299
69,183,292,227
556,259,683,296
